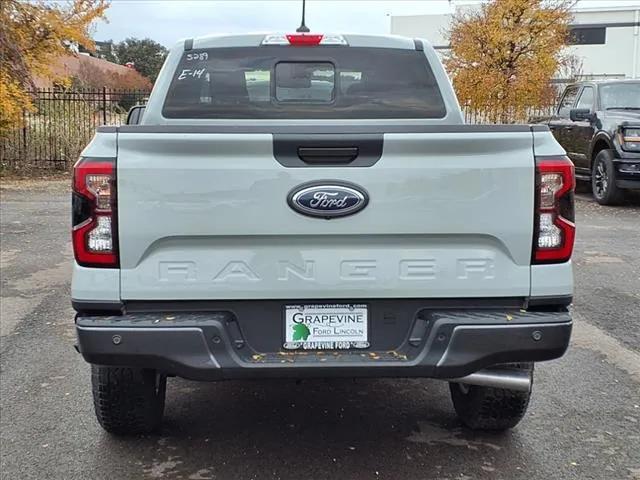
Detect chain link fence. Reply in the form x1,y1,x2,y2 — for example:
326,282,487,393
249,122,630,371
0,88,150,171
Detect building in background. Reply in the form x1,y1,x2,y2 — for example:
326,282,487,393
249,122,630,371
390,5,640,80
78,40,115,60
93,41,116,60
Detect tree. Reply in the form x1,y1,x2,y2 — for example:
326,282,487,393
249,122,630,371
445,0,574,123
114,38,168,82
72,60,152,91
0,0,108,135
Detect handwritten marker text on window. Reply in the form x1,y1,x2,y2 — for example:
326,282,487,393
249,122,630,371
178,68,207,81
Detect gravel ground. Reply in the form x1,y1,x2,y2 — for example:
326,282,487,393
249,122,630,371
1,179,638,480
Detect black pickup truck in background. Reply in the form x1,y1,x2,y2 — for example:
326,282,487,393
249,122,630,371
535,80,640,205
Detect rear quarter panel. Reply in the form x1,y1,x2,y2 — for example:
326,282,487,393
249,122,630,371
71,131,120,303
530,129,574,297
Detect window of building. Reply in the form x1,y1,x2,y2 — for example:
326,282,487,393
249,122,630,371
568,27,606,45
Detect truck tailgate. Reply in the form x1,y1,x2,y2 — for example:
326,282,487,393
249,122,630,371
117,130,534,300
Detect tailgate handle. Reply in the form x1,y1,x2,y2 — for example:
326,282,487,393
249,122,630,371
297,147,359,164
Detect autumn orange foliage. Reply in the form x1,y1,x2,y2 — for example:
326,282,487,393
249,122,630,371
445,0,574,123
0,0,109,135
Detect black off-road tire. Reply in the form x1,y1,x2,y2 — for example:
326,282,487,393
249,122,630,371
592,149,625,205
91,365,167,435
449,363,533,431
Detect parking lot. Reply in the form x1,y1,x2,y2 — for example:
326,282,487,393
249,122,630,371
1,179,639,480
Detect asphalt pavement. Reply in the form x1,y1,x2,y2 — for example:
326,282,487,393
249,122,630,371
1,179,639,480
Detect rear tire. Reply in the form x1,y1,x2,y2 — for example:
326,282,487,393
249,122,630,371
592,150,624,205
91,365,166,435
449,363,533,431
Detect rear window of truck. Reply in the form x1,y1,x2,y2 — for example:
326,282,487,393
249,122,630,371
162,46,446,119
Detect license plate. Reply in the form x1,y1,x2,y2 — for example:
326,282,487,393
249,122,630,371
283,304,369,350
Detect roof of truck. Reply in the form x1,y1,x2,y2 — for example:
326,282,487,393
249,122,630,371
178,32,429,51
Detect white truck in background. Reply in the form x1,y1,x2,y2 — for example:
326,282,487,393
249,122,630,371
72,32,575,435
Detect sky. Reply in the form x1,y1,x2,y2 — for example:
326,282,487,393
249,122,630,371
91,0,640,47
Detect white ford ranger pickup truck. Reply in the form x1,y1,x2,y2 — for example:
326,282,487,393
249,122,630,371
72,33,575,434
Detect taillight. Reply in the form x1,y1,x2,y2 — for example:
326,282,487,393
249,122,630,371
533,156,575,264
72,157,118,268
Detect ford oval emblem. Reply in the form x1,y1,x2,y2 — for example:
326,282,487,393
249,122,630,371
288,181,369,219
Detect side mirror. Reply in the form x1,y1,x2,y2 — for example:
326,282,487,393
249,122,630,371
569,108,593,122
126,105,146,125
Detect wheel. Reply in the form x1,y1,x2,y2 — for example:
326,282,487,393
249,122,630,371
91,365,166,435
592,150,624,205
449,363,533,431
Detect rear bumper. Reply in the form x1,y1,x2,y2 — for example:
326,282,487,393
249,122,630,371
76,306,572,381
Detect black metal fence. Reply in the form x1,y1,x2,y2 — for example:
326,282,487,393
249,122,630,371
1,86,565,171
461,81,569,124
463,105,556,124
0,88,150,170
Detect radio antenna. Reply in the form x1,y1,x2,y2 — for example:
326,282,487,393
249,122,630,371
296,0,310,32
